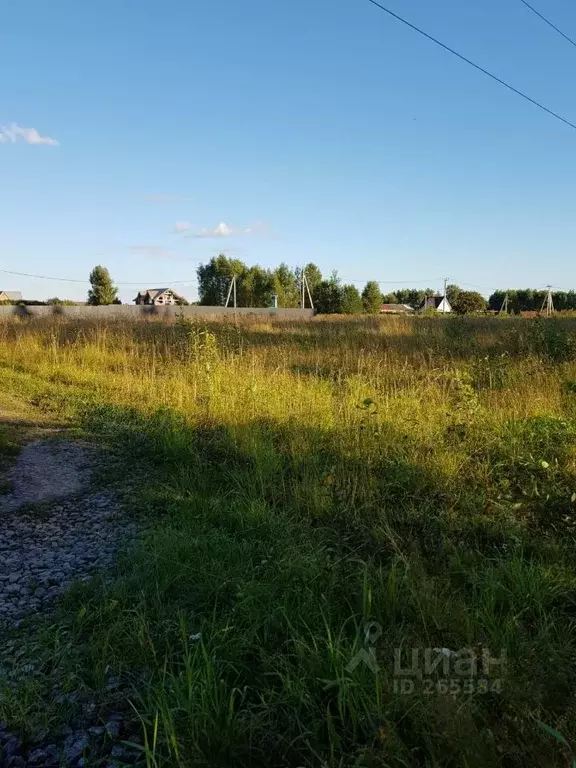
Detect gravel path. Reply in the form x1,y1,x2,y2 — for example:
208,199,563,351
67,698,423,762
0,441,90,513
0,439,142,766
0,440,137,625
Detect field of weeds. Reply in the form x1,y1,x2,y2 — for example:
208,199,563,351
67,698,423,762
1,313,576,767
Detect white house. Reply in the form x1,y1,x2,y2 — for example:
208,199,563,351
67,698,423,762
422,295,452,313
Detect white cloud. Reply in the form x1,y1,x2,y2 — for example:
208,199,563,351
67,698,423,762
130,245,176,259
193,221,258,239
0,122,59,146
200,221,234,238
174,221,192,233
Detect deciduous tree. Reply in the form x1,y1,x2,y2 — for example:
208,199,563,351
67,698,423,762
446,284,462,305
313,273,344,314
46,297,77,306
451,290,486,315
341,284,363,314
273,263,300,307
302,263,323,294
197,254,247,305
362,281,382,314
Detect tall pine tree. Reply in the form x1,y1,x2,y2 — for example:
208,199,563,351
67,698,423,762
87,265,118,305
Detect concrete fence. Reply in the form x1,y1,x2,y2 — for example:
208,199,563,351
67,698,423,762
0,305,316,320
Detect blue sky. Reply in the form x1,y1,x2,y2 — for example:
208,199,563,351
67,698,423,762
2,0,576,303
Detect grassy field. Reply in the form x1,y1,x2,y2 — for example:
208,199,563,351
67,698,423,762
1,313,576,767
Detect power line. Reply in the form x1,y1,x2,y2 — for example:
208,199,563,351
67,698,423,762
0,268,196,286
341,277,443,285
0,267,495,293
0,266,440,289
0,269,86,283
458,280,499,292
2,265,567,297
516,0,576,49
365,0,576,132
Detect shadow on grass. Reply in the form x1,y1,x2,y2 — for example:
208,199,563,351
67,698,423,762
41,400,573,766
4,398,575,767
81,401,576,558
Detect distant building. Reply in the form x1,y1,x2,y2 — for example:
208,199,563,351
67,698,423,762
134,288,176,306
0,291,22,302
380,303,414,314
422,295,452,313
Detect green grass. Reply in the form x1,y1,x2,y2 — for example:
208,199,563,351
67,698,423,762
0,427,19,460
1,314,576,766
0,423,20,492
0,416,19,466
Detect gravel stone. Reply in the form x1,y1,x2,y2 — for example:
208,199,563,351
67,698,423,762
105,720,121,739
0,441,142,766
62,731,89,763
6,757,26,768
2,737,21,759
26,748,48,766
0,441,138,627
0,442,90,512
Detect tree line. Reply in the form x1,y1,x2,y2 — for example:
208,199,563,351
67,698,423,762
381,284,487,314
386,285,576,314
198,255,386,314
380,285,576,315
197,260,576,315
486,289,576,313
196,257,493,314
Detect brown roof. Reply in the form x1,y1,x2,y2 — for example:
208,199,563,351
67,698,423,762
136,288,171,299
380,303,414,313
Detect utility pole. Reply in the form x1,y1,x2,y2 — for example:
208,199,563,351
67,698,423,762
499,291,509,315
443,277,449,313
225,275,237,308
541,285,554,316
303,270,314,310
300,268,314,309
